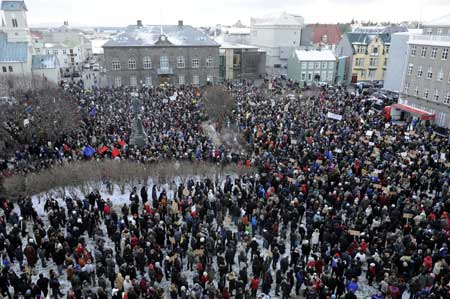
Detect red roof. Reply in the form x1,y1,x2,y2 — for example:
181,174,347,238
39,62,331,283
309,24,342,45
392,104,435,120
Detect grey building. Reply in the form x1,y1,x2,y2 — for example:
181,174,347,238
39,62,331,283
287,49,336,85
400,14,450,128
103,21,220,87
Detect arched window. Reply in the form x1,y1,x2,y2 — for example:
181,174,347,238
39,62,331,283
111,60,121,70
128,58,136,70
143,57,152,69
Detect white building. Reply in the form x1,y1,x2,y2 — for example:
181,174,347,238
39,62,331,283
0,0,60,83
250,12,304,77
287,49,336,85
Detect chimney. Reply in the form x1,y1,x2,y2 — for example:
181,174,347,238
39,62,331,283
178,20,183,27
137,20,143,28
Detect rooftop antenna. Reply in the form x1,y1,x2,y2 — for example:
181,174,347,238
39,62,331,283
160,8,163,35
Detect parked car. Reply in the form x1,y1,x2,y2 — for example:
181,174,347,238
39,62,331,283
92,63,100,71
0,96,17,106
82,63,91,69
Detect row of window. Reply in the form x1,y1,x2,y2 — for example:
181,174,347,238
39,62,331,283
111,56,214,71
1,66,13,73
404,83,450,104
300,61,334,70
300,71,334,82
425,28,450,36
355,45,389,55
114,75,213,87
407,64,450,82
410,45,449,60
354,57,388,67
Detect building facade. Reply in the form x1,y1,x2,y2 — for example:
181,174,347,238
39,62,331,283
0,0,60,83
300,24,342,52
400,15,450,128
103,21,220,87
250,12,304,77
336,32,391,83
287,49,336,85
219,45,266,81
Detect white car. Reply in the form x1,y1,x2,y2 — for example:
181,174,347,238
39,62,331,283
92,63,100,71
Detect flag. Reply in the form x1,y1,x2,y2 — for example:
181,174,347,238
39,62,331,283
112,147,120,158
89,108,97,117
97,145,108,154
118,140,126,147
83,146,95,157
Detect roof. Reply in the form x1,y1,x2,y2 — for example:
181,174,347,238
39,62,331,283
423,14,450,27
103,25,220,47
407,34,450,47
346,32,391,44
308,24,342,45
0,32,28,62
31,54,58,69
44,40,80,49
30,30,43,40
294,49,336,61
251,12,304,27
1,0,27,11
392,103,435,120
224,27,251,35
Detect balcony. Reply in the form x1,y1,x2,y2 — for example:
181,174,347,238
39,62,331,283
368,65,378,69
157,67,173,75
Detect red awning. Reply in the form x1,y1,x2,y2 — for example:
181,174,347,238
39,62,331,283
392,103,436,121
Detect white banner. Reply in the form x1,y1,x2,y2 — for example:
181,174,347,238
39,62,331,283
327,112,343,121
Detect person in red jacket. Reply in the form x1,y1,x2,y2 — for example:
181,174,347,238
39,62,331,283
250,276,260,298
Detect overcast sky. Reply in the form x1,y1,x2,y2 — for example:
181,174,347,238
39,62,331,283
24,0,450,27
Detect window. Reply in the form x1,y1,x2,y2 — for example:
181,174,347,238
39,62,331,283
191,58,199,69
437,28,443,35
2,66,6,72
449,72,450,83
415,86,419,96
321,71,327,81
437,69,444,81
160,56,169,69
115,77,122,87
145,76,152,86
355,58,364,67
328,62,334,69
12,18,18,28
404,83,410,94
308,62,314,69
143,57,152,69
445,91,450,104
64,59,67,64
433,90,440,102
407,64,413,76
301,72,306,81
179,75,185,85
431,47,437,59
368,69,376,80
206,57,213,68
192,75,199,85
130,76,137,87
177,56,185,69
372,47,378,55
417,66,423,78
424,89,429,99
427,67,433,79
315,62,320,69
442,48,449,60
128,58,136,70
112,60,121,70
53,50,58,55
321,62,327,69
207,74,213,83
426,28,432,35
63,49,66,55
384,58,388,66
8,66,13,72
421,47,427,57
36,48,40,53
327,71,333,81
384,46,390,54
369,58,378,67
410,45,416,56
301,62,307,69
361,70,366,78
307,72,313,81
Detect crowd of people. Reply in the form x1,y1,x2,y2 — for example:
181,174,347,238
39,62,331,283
0,79,449,299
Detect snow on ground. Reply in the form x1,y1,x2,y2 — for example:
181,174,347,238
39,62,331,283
8,177,410,299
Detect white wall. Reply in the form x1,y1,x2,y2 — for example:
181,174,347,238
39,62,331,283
32,68,60,84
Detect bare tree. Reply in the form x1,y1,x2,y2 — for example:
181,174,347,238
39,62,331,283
203,86,234,131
